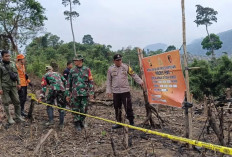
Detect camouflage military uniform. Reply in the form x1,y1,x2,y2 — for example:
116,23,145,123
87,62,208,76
40,70,66,125
66,65,94,123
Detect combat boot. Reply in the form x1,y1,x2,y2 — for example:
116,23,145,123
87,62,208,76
46,106,54,125
15,105,25,122
75,121,81,131
45,120,54,126
112,124,123,129
4,105,15,124
59,111,65,130
129,119,134,126
21,111,27,117
80,121,86,128
59,124,64,130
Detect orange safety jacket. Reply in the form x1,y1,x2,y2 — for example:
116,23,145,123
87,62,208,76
16,63,30,86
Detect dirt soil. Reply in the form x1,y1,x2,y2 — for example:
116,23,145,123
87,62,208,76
0,87,232,157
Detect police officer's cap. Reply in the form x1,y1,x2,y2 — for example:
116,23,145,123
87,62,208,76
113,54,122,60
73,54,84,61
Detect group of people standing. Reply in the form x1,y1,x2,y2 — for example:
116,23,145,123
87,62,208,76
38,54,94,131
0,50,143,132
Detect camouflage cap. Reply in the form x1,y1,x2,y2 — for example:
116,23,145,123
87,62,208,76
45,65,53,71
73,54,84,61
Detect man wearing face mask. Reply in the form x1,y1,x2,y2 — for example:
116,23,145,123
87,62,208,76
106,54,144,129
0,50,25,124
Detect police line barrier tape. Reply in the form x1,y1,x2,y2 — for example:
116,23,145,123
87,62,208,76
28,93,232,155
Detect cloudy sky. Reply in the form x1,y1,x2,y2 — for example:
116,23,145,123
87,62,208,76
37,0,232,50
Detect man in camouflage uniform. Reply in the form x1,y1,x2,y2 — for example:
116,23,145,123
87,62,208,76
106,54,144,129
66,54,94,131
0,50,25,124
39,66,66,128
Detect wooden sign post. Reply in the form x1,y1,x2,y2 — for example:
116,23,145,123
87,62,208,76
181,0,193,140
137,48,155,127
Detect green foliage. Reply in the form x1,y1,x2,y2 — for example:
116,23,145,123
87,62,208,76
201,34,223,55
25,32,232,100
194,5,218,27
101,130,106,137
165,45,176,52
194,5,218,59
27,59,46,78
213,56,232,95
189,60,213,100
82,34,94,45
62,0,80,20
0,0,47,52
189,56,232,100
26,33,114,85
146,49,163,57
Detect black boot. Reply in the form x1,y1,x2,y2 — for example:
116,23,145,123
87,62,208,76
75,121,81,131
112,124,123,129
80,121,85,128
59,111,65,129
129,119,134,126
46,107,54,126
21,111,27,117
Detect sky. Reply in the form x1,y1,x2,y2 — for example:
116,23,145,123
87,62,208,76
37,0,232,51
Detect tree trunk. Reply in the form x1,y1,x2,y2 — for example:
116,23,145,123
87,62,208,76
69,1,76,56
205,25,215,59
8,34,18,55
181,0,193,140
208,105,225,146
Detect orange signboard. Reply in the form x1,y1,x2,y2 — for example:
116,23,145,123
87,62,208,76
142,50,186,108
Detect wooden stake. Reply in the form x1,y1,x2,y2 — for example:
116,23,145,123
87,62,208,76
226,88,231,113
227,121,231,145
204,95,208,116
181,0,193,140
137,48,155,127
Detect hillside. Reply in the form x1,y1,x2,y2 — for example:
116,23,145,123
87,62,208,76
144,29,232,57
187,29,232,56
144,43,167,52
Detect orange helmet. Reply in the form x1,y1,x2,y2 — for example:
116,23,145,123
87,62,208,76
17,54,25,60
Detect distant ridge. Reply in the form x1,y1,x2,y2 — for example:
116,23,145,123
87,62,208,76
144,29,232,57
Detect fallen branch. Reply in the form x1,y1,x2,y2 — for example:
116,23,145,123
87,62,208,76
33,129,54,155
110,137,117,156
89,99,113,106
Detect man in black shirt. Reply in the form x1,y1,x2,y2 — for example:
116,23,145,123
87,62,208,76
63,61,73,80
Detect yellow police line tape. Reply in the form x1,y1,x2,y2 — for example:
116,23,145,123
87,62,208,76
28,93,232,155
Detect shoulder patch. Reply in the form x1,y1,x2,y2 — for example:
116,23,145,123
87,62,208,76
128,66,135,75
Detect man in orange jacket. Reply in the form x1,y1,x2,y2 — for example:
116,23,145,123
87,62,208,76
16,54,31,117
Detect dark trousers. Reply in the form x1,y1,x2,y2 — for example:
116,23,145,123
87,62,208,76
18,86,27,112
113,92,134,122
46,90,66,124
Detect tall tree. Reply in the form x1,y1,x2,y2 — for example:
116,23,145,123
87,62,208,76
194,5,218,58
0,0,47,54
82,34,94,45
201,33,223,56
62,0,80,56
165,45,176,52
